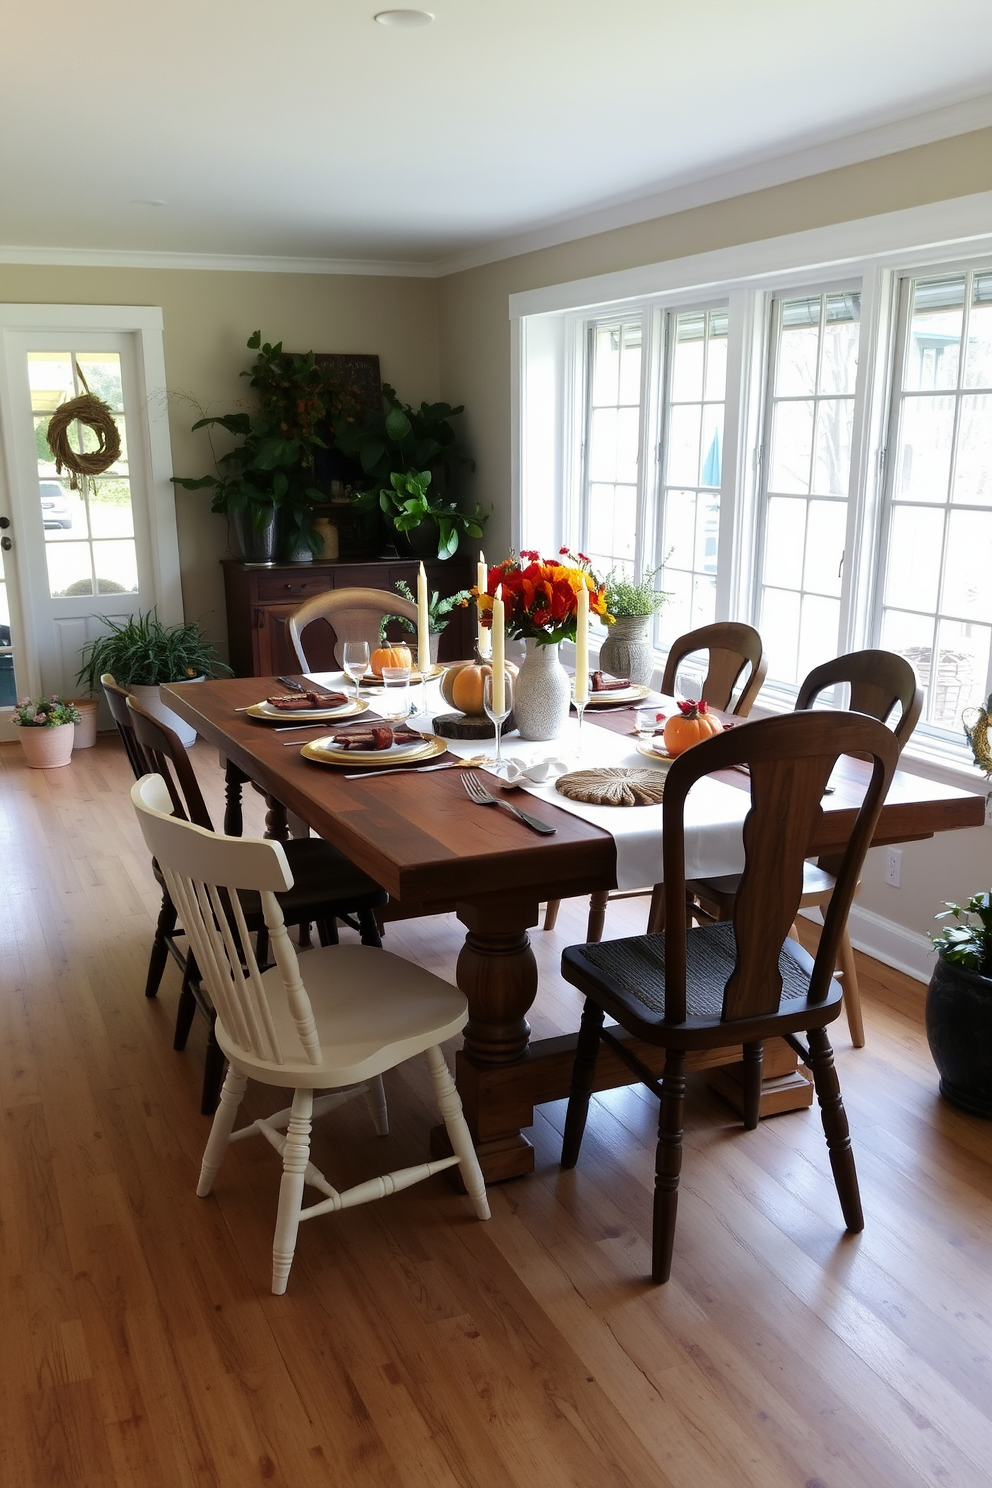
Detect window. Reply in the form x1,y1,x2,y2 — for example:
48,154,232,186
582,319,643,578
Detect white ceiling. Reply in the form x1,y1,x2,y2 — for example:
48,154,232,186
2,0,991,273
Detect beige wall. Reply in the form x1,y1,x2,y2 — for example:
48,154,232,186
0,263,440,647
435,126,992,951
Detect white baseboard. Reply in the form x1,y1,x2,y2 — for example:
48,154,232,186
800,903,934,985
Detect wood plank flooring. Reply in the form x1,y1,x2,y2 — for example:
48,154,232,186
1,733,990,1488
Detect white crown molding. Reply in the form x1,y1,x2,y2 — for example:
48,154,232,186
0,244,436,278
507,191,992,319
435,90,992,278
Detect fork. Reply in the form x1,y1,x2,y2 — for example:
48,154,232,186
461,771,557,834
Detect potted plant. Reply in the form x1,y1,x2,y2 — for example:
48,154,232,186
359,470,487,560
927,892,992,1118
379,578,472,662
172,332,361,561
598,565,669,685
13,695,82,768
77,611,231,747
332,384,473,494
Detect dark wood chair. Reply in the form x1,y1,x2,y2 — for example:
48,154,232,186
544,621,768,941
125,696,388,1113
559,709,899,1284
678,649,923,1046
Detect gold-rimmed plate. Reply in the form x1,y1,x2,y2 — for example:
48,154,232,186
636,739,674,765
301,733,447,768
246,698,369,723
361,663,444,685
584,683,653,707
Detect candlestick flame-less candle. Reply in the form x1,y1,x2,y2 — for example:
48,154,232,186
491,584,505,715
417,563,431,675
477,552,491,657
574,582,590,704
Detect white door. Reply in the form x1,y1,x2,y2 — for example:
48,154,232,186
0,306,181,741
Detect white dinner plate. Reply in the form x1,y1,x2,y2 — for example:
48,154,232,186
584,683,652,707
635,739,674,765
246,697,368,722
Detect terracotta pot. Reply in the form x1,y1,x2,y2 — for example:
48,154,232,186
18,722,75,768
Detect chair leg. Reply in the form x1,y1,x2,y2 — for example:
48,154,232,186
741,1040,763,1130
366,1074,389,1136
561,1000,605,1169
585,891,609,943
543,898,561,931
145,893,178,998
652,1049,686,1284
646,884,666,934
196,1064,248,1197
805,1025,864,1233
425,1045,490,1220
357,907,383,947
173,966,198,1052
201,1017,227,1116
316,917,339,947
272,1088,315,1295
836,929,865,1048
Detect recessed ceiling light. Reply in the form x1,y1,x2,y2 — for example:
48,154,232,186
374,10,434,26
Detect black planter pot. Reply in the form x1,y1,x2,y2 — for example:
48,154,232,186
230,507,279,563
397,518,442,561
925,952,992,1118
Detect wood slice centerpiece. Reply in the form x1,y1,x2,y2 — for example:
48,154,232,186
434,658,517,739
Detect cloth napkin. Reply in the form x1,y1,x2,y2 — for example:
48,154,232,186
502,756,570,785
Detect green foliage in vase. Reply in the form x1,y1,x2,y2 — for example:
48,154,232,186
932,892,992,975
379,579,472,639
356,469,487,560
603,564,670,618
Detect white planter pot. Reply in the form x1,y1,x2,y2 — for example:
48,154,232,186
17,721,75,768
513,639,570,741
129,680,201,748
69,698,99,749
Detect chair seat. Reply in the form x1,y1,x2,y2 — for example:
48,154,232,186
564,921,843,1047
690,859,836,907
279,837,386,915
214,942,470,1088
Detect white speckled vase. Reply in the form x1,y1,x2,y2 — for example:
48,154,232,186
513,640,570,741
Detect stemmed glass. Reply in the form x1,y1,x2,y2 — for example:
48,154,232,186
483,672,513,774
342,640,370,704
571,677,589,742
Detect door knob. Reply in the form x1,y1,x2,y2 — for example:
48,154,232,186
1,535,11,550
0,516,10,529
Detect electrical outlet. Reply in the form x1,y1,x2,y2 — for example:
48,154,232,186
885,847,902,888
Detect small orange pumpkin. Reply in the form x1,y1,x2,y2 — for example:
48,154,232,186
440,659,519,716
370,644,413,677
663,699,722,757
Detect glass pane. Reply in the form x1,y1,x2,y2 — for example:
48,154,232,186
803,500,846,597
587,486,636,568
589,407,618,482
591,325,620,407
883,506,943,612
27,352,75,413
691,574,717,630
932,618,991,727
896,396,954,502
699,406,723,488
952,394,992,504
92,540,139,594
618,324,642,405
88,477,135,539
704,314,728,402
76,353,124,412
661,570,693,647
820,297,860,395
46,541,94,597
695,493,720,574
38,475,86,540
666,404,701,487
798,593,841,679
672,314,705,402
760,587,801,684
879,609,936,717
943,509,992,619
769,400,813,494
663,490,697,570
0,552,15,707
616,406,639,486
763,496,806,588
776,300,820,397
811,399,854,496
905,277,963,392
964,276,992,388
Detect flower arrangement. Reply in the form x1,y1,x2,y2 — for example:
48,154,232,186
475,549,610,645
13,695,82,728
379,579,472,640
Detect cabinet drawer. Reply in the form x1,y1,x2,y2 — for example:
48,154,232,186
253,571,331,601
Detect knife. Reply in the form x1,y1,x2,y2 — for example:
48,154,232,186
276,674,342,698
344,759,484,780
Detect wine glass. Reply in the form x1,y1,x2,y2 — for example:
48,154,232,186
342,640,370,703
571,676,589,741
483,671,513,774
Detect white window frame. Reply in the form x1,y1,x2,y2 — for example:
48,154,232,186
511,190,992,791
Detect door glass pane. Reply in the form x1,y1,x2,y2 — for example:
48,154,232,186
46,541,94,596
92,540,138,594
0,551,16,706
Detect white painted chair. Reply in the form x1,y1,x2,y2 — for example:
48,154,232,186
130,773,490,1294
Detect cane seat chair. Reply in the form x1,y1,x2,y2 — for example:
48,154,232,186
544,621,768,941
288,587,419,671
559,710,899,1284
131,772,490,1294
678,649,923,1047
125,696,388,1113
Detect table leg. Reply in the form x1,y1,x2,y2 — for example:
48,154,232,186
223,760,247,837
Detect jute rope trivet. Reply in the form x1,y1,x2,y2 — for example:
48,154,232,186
46,367,121,490
555,765,668,807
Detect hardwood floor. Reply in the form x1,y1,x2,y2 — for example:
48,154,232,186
1,733,990,1488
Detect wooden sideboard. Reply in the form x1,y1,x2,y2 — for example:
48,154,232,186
221,556,475,677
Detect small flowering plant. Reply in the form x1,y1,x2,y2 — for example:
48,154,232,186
475,549,611,646
13,695,82,728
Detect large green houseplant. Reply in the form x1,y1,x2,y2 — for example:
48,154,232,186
332,384,473,491
359,470,487,560
172,332,360,560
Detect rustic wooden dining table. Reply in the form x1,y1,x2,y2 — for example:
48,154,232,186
163,675,985,1183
